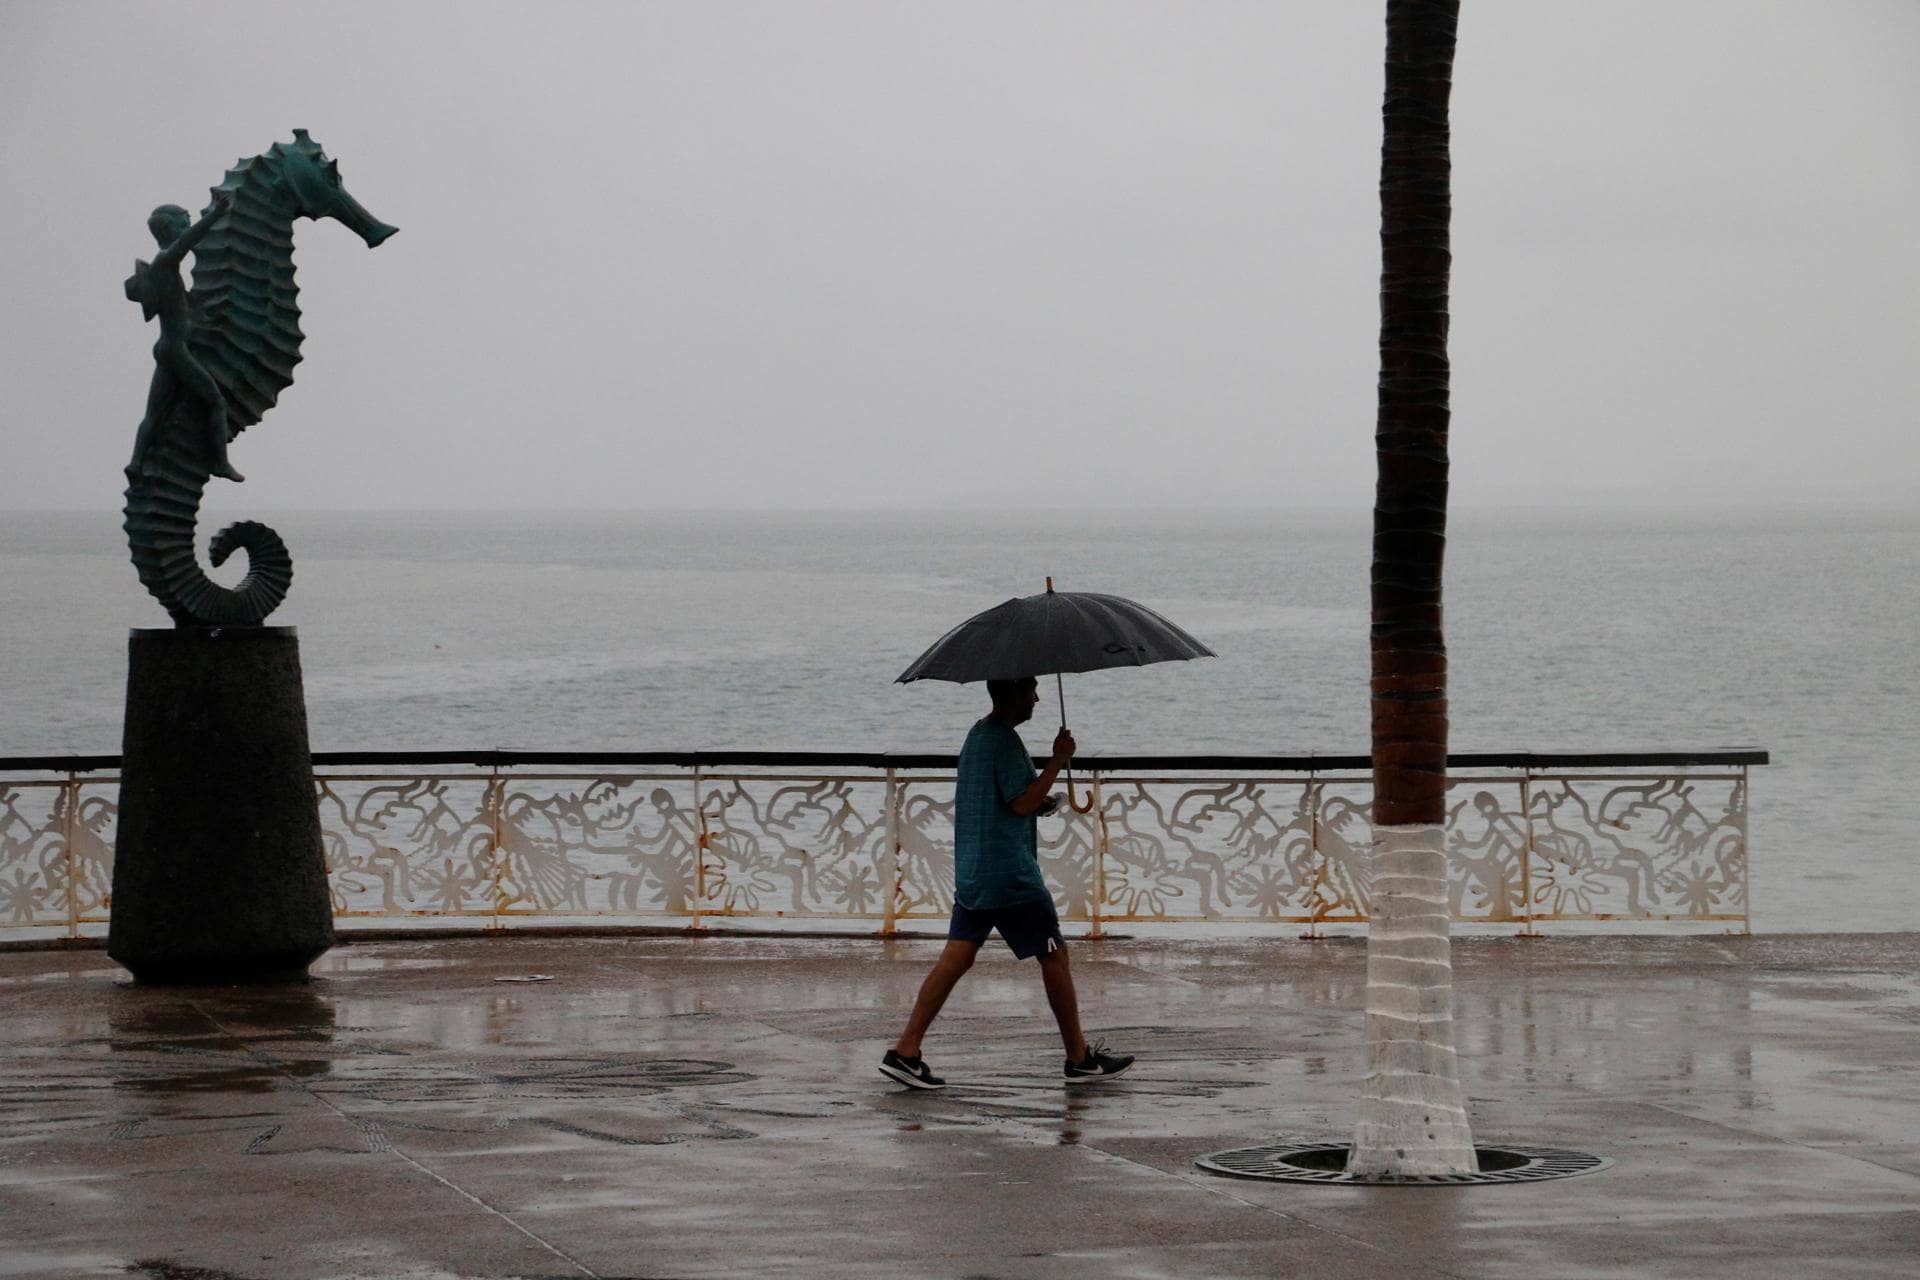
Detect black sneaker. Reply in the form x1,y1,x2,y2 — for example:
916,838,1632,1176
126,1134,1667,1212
879,1048,946,1090
1064,1040,1135,1082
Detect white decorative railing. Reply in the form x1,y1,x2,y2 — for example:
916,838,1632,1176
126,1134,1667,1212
0,750,1760,941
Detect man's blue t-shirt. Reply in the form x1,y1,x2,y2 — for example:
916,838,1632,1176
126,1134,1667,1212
953,718,1051,910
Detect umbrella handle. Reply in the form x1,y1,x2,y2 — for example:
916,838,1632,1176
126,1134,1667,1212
1056,672,1096,814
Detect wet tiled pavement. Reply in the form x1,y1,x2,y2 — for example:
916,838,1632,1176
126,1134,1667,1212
2,931,1917,1278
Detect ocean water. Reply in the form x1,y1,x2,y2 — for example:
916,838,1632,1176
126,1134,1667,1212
2,505,1914,932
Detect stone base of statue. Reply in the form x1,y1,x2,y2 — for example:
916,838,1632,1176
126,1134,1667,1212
108,627,334,983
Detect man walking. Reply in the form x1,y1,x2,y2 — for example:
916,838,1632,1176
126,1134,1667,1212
880,676,1135,1089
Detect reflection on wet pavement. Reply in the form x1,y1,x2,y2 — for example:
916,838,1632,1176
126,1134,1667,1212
0,932,1916,1278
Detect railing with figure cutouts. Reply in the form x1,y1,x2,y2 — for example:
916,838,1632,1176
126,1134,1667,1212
0,749,1762,941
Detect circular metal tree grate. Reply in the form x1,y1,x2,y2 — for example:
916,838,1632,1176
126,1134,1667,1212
1194,1142,1609,1186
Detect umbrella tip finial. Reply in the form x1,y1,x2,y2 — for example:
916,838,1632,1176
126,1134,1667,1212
1046,576,1054,593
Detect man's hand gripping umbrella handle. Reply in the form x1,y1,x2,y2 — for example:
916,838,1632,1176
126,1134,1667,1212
1055,673,1095,814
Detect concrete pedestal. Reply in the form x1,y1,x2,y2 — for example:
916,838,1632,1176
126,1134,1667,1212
107,626,334,983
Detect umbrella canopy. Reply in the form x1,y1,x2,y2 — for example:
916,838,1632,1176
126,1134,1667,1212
896,585,1216,684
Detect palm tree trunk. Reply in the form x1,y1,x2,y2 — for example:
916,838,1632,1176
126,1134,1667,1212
1348,0,1477,1178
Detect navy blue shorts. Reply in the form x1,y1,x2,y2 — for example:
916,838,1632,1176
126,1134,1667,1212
948,897,1065,959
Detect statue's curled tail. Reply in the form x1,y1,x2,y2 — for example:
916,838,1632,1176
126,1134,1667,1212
127,469,293,625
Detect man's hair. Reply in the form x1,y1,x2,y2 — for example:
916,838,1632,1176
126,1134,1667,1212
986,678,1032,708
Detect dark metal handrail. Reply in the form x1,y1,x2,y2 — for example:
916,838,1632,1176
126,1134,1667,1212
0,747,1769,774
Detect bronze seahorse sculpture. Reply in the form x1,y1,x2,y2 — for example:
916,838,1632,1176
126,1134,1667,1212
122,131,396,626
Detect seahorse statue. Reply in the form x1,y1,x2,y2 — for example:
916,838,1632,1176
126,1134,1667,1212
122,130,396,625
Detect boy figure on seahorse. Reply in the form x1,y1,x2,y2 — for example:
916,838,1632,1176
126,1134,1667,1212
124,191,245,483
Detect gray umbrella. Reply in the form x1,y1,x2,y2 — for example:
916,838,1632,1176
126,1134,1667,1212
897,579,1216,810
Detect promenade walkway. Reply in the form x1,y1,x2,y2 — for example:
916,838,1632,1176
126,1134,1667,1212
2,931,1916,1279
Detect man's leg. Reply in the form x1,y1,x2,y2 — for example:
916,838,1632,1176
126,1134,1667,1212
1037,944,1090,1062
894,938,981,1058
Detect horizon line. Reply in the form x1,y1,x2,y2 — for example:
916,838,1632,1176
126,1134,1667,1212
4,496,1916,517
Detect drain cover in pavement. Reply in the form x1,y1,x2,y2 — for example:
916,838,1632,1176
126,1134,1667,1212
1194,1142,1609,1185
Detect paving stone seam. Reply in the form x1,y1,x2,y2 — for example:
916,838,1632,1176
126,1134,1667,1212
1114,1154,1482,1279
1568,1085,1920,1190
180,993,604,1280
925,1084,1480,1278
1808,1149,1920,1181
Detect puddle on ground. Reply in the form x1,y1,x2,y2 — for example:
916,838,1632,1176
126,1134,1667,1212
309,955,462,973
130,1261,265,1280
0,1254,127,1278
0,967,122,986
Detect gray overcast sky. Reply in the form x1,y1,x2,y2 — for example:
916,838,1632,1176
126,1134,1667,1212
2,0,1915,513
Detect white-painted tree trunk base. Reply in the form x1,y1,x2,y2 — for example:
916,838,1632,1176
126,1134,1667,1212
1347,822,1479,1177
